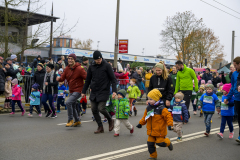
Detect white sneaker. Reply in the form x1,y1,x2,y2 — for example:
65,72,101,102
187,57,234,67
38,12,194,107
28,113,33,117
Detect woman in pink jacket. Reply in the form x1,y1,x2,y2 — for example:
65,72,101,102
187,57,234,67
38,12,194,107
10,78,25,115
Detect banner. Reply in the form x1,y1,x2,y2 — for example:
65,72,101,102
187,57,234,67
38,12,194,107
119,39,128,53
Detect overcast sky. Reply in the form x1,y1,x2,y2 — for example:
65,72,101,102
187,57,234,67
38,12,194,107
18,0,240,62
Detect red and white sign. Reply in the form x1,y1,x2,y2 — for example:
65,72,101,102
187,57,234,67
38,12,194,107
119,39,128,53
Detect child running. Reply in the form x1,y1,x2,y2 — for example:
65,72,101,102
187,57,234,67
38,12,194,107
113,89,134,137
57,81,67,113
10,79,25,115
198,84,220,136
217,84,235,139
127,78,141,116
28,83,42,117
136,89,173,160
103,92,115,123
4,76,12,109
170,92,188,142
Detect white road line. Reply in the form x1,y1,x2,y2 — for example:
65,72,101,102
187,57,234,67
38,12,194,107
77,124,238,160
99,126,239,160
57,118,116,125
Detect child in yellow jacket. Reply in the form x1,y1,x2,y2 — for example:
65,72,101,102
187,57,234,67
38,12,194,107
136,89,173,160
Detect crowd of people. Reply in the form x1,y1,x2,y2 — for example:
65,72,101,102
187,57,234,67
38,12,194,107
0,51,240,160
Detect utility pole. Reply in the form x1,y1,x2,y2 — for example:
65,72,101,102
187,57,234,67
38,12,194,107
97,41,100,50
114,0,120,68
231,31,235,63
49,2,53,58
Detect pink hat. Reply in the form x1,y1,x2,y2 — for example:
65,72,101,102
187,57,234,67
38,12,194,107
201,80,205,84
222,84,231,93
207,80,212,84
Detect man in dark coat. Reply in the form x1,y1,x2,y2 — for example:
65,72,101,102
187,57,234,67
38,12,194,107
202,68,212,83
82,51,117,134
5,58,21,79
55,58,62,71
33,63,46,92
32,55,42,69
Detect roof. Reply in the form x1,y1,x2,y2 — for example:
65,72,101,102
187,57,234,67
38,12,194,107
217,62,231,70
217,66,230,73
0,6,60,26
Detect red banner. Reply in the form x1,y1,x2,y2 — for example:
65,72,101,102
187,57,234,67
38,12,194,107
119,39,128,53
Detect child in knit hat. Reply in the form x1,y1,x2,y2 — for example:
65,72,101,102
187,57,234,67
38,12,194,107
170,92,189,142
10,78,25,116
194,85,205,117
4,76,12,109
136,89,173,160
217,83,235,139
198,84,221,136
112,89,134,137
28,83,41,117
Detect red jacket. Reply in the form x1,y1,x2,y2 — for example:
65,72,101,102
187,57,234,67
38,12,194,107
119,72,129,85
59,62,87,93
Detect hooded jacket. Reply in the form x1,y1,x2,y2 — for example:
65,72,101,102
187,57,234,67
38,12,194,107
6,64,20,79
148,74,174,102
127,85,141,99
169,100,189,123
227,71,240,101
33,68,46,91
59,62,87,93
82,59,117,102
139,101,173,137
112,98,130,119
12,84,22,101
198,92,220,113
220,95,234,116
32,55,42,68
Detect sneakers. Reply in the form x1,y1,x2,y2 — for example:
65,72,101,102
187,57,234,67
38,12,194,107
21,110,25,116
177,137,182,142
168,142,173,151
217,133,223,139
130,126,134,134
45,111,52,118
193,111,197,115
28,113,33,117
56,110,61,113
236,136,240,143
82,109,86,114
114,134,119,137
103,119,108,123
134,110,137,116
66,120,74,127
73,121,81,127
229,132,234,139
39,114,42,117
50,113,57,118
9,112,15,115
204,132,209,137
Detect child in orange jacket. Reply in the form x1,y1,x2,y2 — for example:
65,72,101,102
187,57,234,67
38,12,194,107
136,89,173,160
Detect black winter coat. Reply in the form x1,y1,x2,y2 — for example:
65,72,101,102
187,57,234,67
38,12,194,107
44,72,58,95
132,72,142,85
148,74,174,102
212,77,221,88
6,64,20,79
202,73,212,83
82,59,117,102
33,68,46,91
0,68,6,92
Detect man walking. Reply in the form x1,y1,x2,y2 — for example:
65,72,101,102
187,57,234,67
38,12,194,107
57,53,87,127
82,51,117,134
175,60,198,118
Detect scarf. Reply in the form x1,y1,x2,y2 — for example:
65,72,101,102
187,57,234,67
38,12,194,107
43,70,54,95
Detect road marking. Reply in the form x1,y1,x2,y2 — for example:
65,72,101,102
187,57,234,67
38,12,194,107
77,124,238,160
57,118,116,125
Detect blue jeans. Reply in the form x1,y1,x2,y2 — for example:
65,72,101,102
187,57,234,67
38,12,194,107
220,116,234,133
120,84,126,90
204,113,213,133
57,98,66,111
42,94,57,114
30,105,41,114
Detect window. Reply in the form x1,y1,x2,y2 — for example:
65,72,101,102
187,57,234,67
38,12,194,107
66,39,70,48
56,39,60,47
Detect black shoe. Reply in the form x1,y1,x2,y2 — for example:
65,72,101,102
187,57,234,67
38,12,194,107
168,142,173,151
134,110,137,116
50,113,57,118
46,111,52,118
200,113,203,117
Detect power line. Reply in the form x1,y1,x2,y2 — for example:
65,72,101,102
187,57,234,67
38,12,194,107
213,0,240,15
200,0,240,20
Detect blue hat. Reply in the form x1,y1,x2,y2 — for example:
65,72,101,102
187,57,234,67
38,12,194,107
32,83,40,90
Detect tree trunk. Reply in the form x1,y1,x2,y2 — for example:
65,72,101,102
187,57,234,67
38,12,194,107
4,1,9,59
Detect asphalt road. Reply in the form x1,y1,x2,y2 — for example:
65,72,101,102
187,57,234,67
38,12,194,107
0,105,239,160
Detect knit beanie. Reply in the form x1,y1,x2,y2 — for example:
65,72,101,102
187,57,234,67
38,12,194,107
207,80,212,84
155,63,164,71
147,89,162,102
57,57,62,62
12,78,18,84
201,80,205,85
93,51,102,60
6,57,12,62
82,56,88,61
40,60,45,64
37,63,44,68
205,84,214,90
11,54,17,60
199,85,205,91
46,63,54,69
27,68,32,72
59,68,63,72
117,89,126,98
6,76,12,81
32,83,40,90
175,92,184,101
222,84,231,93
68,53,77,61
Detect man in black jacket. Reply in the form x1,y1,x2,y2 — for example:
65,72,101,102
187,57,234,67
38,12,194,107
5,58,21,79
82,51,117,134
32,55,42,69
202,68,212,83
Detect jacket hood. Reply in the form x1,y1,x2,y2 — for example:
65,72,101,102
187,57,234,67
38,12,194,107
91,58,107,66
67,62,81,70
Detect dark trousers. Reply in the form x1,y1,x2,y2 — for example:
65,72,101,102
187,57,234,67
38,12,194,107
180,90,192,117
11,100,24,112
30,105,41,114
234,101,240,136
42,94,57,114
57,98,66,110
220,116,233,133
91,101,112,127
191,100,197,111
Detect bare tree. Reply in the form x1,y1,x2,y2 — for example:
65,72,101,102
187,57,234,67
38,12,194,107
73,38,93,50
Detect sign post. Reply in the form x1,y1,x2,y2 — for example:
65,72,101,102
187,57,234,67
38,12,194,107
119,39,128,54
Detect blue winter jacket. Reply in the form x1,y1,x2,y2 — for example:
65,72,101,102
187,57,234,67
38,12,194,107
220,95,235,116
198,92,220,113
227,71,240,101
58,85,66,98
169,100,188,123
30,91,40,105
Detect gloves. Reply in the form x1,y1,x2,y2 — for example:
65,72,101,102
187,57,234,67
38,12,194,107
12,94,15,97
168,126,172,130
136,124,142,128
